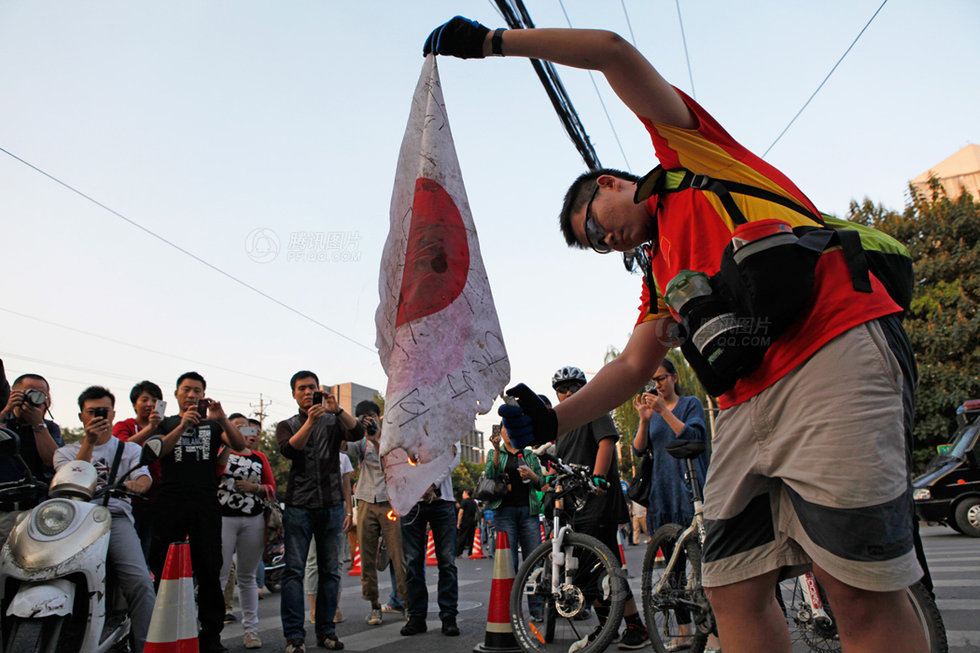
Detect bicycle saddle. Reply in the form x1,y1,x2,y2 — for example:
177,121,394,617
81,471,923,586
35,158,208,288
665,438,706,459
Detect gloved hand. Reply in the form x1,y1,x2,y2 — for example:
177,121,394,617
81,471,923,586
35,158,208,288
423,16,490,59
497,383,558,449
592,475,609,491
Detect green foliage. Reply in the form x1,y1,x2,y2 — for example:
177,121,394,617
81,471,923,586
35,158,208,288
847,181,980,470
60,426,84,444
451,460,483,497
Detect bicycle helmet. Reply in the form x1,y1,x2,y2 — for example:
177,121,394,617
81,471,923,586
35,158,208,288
552,366,587,390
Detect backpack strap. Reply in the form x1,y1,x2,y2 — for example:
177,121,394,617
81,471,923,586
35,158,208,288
795,227,872,294
103,439,125,507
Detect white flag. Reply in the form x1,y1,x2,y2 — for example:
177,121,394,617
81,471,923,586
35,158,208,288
376,57,510,515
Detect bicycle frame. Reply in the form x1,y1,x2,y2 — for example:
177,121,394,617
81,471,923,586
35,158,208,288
652,456,705,596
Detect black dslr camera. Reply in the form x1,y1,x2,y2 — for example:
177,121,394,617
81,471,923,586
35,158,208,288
22,389,48,407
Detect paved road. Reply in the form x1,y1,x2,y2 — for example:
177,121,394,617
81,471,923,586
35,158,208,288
218,525,978,652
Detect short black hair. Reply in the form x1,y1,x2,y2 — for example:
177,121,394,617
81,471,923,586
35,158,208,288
228,412,248,421
355,400,381,417
290,370,319,392
129,380,163,405
559,168,640,248
78,385,115,411
12,373,49,391
176,371,207,391
247,418,262,428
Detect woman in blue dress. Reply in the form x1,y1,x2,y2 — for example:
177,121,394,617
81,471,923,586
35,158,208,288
632,358,714,650
631,358,709,532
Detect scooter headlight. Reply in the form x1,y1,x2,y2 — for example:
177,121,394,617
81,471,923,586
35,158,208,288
35,500,76,536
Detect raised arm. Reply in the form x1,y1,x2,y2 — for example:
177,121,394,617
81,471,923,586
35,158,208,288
425,17,695,129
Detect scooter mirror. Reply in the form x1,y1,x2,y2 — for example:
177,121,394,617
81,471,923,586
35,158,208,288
141,436,164,465
0,427,21,457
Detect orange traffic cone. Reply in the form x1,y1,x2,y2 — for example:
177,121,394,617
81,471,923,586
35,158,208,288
349,541,362,576
424,529,438,566
145,541,198,653
473,531,521,653
539,519,547,541
469,528,486,559
655,547,665,563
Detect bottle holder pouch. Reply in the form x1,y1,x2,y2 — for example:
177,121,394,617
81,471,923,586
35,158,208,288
674,219,820,396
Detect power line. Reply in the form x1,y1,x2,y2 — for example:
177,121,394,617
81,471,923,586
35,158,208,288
763,0,888,157
619,0,638,47
674,0,696,100
0,146,377,354
555,0,631,171
0,306,285,385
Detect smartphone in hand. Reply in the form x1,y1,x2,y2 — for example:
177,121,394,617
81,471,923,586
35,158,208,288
197,399,209,418
155,400,167,418
312,391,324,406
93,407,109,419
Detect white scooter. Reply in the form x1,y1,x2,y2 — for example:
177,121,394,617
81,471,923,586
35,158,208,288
0,428,161,653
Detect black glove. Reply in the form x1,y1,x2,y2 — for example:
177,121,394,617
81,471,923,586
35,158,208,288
423,16,490,59
496,383,558,448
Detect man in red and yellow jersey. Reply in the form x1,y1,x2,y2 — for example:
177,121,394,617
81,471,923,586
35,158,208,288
426,17,927,653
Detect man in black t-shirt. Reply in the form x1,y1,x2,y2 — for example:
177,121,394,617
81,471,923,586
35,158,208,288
455,490,479,556
551,366,647,651
148,371,245,653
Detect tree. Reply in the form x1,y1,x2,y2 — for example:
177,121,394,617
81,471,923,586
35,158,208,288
847,181,980,470
451,460,483,497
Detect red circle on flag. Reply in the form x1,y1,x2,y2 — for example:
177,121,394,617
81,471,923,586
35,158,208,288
395,177,470,328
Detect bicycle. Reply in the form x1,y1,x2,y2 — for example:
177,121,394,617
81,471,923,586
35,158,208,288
509,452,628,653
640,438,948,653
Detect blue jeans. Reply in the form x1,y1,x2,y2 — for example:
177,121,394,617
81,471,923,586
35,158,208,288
494,504,543,616
401,501,458,619
280,504,344,640
387,565,404,610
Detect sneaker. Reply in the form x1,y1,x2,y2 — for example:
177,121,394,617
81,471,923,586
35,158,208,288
317,633,344,650
381,602,402,614
223,612,237,624
243,631,262,649
334,609,344,623
366,607,383,625
441,616,459,636
401,616,427,636
618,624,649,650
285,640,306,653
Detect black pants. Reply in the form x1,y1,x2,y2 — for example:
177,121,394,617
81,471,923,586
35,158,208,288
149,501,224,642
457,521,477,556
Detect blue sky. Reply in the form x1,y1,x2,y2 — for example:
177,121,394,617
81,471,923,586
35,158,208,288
1,1,977,440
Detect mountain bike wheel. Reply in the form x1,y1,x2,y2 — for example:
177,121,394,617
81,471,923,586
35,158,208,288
642,524,710,653
777,578,948,653
510,533,627,653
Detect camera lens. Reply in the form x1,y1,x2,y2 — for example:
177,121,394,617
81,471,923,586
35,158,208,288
24,389,47,407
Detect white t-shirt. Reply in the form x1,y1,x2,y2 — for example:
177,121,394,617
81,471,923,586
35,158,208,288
53,437,150,523
339,452,353,476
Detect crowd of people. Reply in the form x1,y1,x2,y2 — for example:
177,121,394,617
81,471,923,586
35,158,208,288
0,357,715,653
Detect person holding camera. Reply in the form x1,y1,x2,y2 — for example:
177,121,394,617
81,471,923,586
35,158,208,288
276,372,364,653
484,426,543,587
0,373,64,543
631,358,708,535
53,386,155,653
149,371,246,653
346,400,408,627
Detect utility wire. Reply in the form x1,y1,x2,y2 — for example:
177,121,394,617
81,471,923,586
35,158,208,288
0,146,377,354
0,306,285,385
674,0,697,100
763,0,888,157
555,0,631,171
619,0,638,47
494,0,601,170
